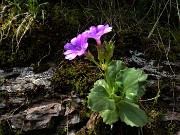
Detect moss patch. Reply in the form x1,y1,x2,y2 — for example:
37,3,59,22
0,120,11,135
51,60,102,96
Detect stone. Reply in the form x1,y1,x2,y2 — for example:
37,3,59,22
10,97,26,105
0,67,54,92
175,131,180,135
0,102,6,109
68,114,80,125
0,69,4,76
11,102,65,131
60,106,81,126
160,111,180,121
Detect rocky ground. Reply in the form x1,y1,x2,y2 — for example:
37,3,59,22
0,48,180,135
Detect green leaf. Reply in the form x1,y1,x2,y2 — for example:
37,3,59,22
116,67,147,103
101,107,119,125
118,100,148,127
105,60,126,89
88,60,148,126
88,80,115,112
94,79,109,90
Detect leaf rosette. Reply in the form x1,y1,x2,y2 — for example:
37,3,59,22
88,60,148,127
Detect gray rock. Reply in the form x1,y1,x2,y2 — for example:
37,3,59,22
10,97,26,105
0,102,6,109
0,69,4,77
160,111,180,121
0,67,54,92
175,131,180,135
68,114,80,125
60,114,81,127
0,66,83,134
11,102,65,131
68,130,76,135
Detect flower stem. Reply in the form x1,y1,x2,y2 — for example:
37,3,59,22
91,59,101,68
84,51,101,68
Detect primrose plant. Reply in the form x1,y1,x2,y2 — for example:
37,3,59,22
64,24,148,127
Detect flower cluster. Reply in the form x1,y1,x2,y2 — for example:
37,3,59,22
64,24,112,60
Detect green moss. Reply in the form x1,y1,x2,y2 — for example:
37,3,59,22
165,121,180,135
52,5,80,26
171,46,180,53
167,51,177,62
0,3,85,68
168,44,180,62
51,60,102,96
15,130,25,135
154,28,180,62
0,78,8,86
0,121,11,135
0,38,45,68
0,91,8,100
0,50,11,67
144,120,180,135
47,4,83,38
57,127,67,135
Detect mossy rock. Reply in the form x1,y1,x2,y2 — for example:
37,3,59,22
51,60,102,96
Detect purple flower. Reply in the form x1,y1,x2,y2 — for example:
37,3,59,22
64,34,88,60
86,24,112,47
